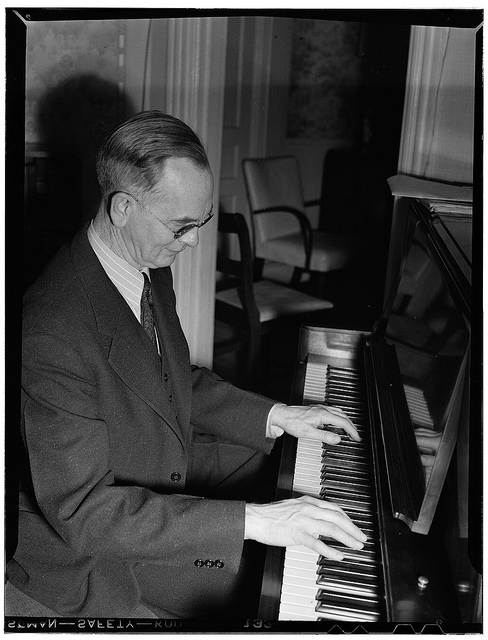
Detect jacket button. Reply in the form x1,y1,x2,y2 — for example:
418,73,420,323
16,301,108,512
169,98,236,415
170,472,181,483
169,394,173,402
215,560,225,569
194,559,204,568
164,373,169,382
204,559,214,568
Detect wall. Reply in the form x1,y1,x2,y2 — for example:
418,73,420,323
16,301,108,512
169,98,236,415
286,19,362,141
267,18,362,225
25,19,127,220
399,25,477,184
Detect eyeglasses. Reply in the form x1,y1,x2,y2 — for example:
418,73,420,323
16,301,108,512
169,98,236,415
119,191,214,240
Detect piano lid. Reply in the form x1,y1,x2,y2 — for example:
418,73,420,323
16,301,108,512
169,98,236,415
374,203,471,534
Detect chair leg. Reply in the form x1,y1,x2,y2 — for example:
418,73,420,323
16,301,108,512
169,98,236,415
253,258,265,281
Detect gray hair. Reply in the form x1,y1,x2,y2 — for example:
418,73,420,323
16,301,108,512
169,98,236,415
96,110,209,205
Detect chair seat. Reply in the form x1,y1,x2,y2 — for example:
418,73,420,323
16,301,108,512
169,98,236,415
256,230,358,272
216,279,333,323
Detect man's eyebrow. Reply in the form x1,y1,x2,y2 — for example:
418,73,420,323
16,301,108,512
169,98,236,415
174,204,213,225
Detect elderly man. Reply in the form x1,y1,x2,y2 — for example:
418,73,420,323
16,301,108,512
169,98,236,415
8,111,366,619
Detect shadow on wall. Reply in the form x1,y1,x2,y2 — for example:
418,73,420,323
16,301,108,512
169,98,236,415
23,74,135,291
36,73,135,221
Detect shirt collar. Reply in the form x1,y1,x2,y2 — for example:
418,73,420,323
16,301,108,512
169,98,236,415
87,221,150,318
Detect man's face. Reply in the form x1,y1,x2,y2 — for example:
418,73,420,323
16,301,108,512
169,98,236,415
123,157,214,270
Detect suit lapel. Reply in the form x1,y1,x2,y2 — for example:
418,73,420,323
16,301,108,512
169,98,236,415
150,268,193,439
70,227,186,448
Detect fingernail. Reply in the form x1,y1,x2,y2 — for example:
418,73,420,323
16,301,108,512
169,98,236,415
360,531,368,541
330,434,341,444
355,540,364,549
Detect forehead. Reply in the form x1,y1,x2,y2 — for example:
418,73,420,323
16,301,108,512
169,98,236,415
158,157,213,194
152,158,213,223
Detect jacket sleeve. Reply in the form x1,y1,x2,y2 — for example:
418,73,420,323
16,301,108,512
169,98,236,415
190,365,277,454
21,329,245,574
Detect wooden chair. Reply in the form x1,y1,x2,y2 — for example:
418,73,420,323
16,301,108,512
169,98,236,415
214,212,333,390
242,155,359,294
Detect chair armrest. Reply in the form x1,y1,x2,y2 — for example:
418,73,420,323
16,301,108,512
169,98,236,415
253,206,312,270
304,198,321,209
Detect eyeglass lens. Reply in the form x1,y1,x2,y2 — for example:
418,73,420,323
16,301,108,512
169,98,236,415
174,212,213,239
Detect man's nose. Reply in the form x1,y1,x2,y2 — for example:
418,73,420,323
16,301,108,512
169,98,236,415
180,227,199,247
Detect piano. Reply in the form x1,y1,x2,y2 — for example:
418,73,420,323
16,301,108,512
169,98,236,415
258,199,481,631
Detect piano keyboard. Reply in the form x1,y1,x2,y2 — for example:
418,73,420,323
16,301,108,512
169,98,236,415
278,358,384,622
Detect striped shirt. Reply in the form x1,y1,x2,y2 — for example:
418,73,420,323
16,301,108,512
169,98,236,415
87,220,148,322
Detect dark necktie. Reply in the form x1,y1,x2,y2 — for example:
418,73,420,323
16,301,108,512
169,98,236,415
141,272,157,346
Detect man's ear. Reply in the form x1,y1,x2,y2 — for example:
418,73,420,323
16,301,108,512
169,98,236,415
110,192,133,228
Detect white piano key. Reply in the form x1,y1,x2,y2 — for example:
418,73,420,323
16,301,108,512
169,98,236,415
282,565,318,580
279,602,319,621
281,581,318,599
280,587,317,605
284,559,319,574
286,544,317,557
278,359,381,623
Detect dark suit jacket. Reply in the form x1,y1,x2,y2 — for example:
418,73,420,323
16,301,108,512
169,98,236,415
8,225,276,616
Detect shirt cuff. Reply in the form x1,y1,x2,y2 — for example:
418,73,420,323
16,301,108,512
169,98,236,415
265,403,286,439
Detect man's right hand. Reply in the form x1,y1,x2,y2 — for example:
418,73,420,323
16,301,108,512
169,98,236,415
244,495,367,560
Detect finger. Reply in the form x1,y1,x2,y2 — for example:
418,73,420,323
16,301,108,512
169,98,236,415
315,538,345,561
305,420,360,445
302,426,342,444
317,521,367,550
300,495,350,518
316,405,361,441
303,498,367,543
302,533,345,561
320,512,368,544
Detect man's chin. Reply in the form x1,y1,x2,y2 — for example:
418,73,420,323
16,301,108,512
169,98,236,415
151,253,179,269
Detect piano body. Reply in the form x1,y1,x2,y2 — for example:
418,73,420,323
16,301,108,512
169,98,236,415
259,199,481,629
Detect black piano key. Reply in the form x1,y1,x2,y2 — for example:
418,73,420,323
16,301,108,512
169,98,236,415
316,589,381,610
317,563,380,583
317,540,378,567
328,366,361,376
316,605,381,623
323,452,368,462
316,611,380,623
326,395,363,408
316,575,380,598
321,476,373,492
321,457,369,467
326,379,363,389
320,536,377,556
324,443,368,454
328,549,378,566
321,465,372,479
320,491,372,512
321,479,371,496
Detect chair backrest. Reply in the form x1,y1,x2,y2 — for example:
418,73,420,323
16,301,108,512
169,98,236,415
242,156,305,247
216,211,260,331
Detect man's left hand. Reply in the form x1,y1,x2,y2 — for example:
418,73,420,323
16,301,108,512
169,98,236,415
269,404,360,444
